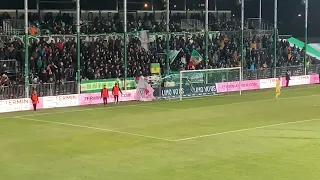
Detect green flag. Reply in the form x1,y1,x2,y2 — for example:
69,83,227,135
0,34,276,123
190,50,203,65
167,50,181,64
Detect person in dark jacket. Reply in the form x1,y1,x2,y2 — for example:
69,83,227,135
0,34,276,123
286,70,290,87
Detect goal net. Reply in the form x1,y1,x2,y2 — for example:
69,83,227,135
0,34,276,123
178,67,242,100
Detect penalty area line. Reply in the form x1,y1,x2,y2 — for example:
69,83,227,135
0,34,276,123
17,117,174,142
174,117,320,142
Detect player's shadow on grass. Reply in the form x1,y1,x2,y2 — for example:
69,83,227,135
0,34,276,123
255,136,320,140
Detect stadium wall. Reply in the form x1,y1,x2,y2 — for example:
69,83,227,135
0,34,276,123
1,75,319,113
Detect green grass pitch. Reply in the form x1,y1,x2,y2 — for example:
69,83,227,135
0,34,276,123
1,85,320,180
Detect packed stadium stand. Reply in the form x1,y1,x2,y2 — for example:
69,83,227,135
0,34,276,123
0,11,319,99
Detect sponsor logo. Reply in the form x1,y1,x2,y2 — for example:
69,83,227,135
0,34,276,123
56,95,77,101
43,94,79,108
5,99,29,105
155,84,216,98
0,98,40,113
84,96,101,101
190,85,216,93
160,88,183,97
216,80,260,93
259,78,278,89
121,93,132,98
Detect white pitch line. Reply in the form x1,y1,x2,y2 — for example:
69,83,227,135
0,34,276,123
18,117,174,142
11,104,139,119
174,117,320,142
136,105,174,111
10,104,173,119
11,104,167,119
0,85,318,120
134,92,320,112
181,93,320,111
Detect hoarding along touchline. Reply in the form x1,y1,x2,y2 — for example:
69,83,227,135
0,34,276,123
3,86,319,120
0,75,319,116
1,81,319,116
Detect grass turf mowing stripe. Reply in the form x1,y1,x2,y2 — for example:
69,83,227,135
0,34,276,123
0,85,318,119
174,117,320,142
181,93,320,110
15,116,320,143
16,117,174,142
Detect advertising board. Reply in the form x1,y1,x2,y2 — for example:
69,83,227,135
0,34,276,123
0,98,43,113
78,90,137,105
43,94,79,109
154,84,217,99
1,74,319,114
282,75,310,86
309,74,319,84
259,78,281,89
216,80,260,93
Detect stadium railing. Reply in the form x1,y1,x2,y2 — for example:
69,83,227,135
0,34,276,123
0,59,20,74
0,81,77,100
247,18,274,30
244,65,320,80
0,65,319,100
243,64,320,80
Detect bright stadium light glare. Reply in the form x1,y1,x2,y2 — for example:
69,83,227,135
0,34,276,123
298,14,302,17
144,3,148,8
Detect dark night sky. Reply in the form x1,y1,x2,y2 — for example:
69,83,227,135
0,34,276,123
0,0,319,37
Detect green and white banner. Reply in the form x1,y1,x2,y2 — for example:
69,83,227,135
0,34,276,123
163,71,204,87
309,43,320,54
80,78,136,93
287,37,320,60
168,50,181,64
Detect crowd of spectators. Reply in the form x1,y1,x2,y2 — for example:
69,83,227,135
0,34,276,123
0,11,316,89
1,12,246,35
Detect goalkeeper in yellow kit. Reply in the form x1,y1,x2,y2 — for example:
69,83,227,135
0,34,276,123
275,77,281,99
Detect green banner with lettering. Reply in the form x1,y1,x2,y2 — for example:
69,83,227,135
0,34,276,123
80,78,136,93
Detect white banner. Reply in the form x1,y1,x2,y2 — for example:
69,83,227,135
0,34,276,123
139,30,149,51
289,75,310,86
135,76,155,101
78,90,138,105
43,94,79,109
260,78,281,89
0,98,31,113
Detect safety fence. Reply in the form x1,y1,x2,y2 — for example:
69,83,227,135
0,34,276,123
1,65,319,100
0,73,319,113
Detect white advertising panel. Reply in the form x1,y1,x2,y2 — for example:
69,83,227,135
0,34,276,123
43,94,79,109
288,75,310,86
0,98,31,113
260,78,280,89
